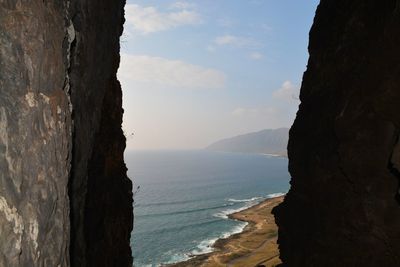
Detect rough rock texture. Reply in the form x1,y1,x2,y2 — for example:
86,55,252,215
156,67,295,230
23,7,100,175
0,2,71,266
67,1,133,266
273,1,400,266
0,1,132,266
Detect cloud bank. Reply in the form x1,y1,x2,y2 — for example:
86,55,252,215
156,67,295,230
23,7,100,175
231,81,300,129
273,81,299,101
125,3,201,34
249,52,264,60
118,54,226,89
214,34,259,48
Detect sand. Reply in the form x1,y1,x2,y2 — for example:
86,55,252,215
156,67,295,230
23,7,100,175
170,196,284,267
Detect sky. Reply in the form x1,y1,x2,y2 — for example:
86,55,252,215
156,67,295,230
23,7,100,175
118,0,320,150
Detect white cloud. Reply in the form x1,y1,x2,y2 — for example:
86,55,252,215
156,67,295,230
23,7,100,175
231,81,301,129
261,23,273,33
170,1,195,10
124,4,201,34
118,54,226,89
249,52,263,60
217,18,235,28
206,45,216,52
273,81,299,101
230,106,288,130
214,34,259,48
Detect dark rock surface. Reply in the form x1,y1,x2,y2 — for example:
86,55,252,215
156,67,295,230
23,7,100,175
67,1,133,266
273,1,400,266
0,0,132,266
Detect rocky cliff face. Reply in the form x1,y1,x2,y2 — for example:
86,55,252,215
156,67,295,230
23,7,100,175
273,1,400,266
0,1,132,266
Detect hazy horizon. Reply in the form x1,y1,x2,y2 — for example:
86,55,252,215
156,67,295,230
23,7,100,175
118,0,319,150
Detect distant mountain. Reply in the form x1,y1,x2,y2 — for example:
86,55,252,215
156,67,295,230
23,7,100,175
206,128,289,156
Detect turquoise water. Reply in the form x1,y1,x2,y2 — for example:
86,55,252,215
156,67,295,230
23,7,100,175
125,150,290,267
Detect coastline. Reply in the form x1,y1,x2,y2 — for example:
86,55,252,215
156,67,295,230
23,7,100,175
205,149,288,158
170,195,284,267
260,153,287,158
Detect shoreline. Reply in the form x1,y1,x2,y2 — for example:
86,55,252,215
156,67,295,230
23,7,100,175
170,195,284,267
260,153,287,158
207,149,288,158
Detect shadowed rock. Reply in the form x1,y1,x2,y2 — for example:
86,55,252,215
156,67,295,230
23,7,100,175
274,1,400,266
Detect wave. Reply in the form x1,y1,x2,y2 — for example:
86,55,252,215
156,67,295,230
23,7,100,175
216,196,263,219
142,218,222,235
137,196,241,208
164,222,250,264
190,221,248,256
165,222,246,265
165,253,191,265
227,196,262,202
137,203,235,218
190,238,218,255
220,221,248,239
162,193,286,265
216,192,286,219
267,192,285,198
260,153,282,157
213,204,252,219
136,198,199,208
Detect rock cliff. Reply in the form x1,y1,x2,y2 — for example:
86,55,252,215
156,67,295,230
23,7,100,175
273,1,400,266
0,1,132,266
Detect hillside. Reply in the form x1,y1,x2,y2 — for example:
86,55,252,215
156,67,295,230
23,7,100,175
206,128,289,156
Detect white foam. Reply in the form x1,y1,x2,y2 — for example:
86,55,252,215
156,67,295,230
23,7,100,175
213,204,252,219
260,153,282,157
267,192,285,198
215,196,263,219
214,207,241,219
165,253,191,265
227,196,262,202
190,221,248,256
164,193,286,265
217,193,286,219
191,238,218,255
220,221,248,239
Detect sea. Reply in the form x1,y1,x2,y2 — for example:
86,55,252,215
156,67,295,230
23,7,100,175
125,150,290,267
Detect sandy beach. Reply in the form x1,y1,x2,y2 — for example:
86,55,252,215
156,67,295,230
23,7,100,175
170,196,284,267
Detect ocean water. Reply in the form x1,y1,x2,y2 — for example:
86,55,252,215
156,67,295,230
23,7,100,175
125,150,290,267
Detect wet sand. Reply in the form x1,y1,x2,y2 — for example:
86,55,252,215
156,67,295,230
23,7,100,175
170,196,284,267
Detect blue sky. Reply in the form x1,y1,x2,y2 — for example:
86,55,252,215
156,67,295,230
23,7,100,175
118,0,319,150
